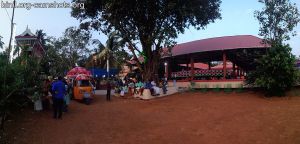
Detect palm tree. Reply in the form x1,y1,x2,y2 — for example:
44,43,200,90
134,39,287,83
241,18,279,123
90,31,129,78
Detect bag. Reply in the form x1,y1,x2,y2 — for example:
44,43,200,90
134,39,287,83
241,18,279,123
64,94,71,105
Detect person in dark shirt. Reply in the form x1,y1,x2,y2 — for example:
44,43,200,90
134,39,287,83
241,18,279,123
106,80,111,101
51,76,66,119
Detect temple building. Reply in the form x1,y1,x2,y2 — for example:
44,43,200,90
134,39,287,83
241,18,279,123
15,26,45,59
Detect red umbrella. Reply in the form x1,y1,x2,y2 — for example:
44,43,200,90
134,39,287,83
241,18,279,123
66,67,92,78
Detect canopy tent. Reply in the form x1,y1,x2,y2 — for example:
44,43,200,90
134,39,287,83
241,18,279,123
67,67,92,78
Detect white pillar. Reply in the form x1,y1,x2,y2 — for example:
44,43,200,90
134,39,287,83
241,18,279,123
107,58,109,79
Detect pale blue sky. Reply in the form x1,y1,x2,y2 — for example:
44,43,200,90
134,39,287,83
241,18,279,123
0,0,299,55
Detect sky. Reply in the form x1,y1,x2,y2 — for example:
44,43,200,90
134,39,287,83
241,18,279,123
0,0,300,55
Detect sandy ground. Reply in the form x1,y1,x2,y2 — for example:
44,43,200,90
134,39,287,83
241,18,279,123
5,91,300,144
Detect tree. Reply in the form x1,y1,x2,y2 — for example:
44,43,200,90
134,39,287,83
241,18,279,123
247,44,297,96
0,50,39,130
248,0,300,96
41,37,73,76
36,30,48,48
88,31,129,71
40,27,91,76
58,27,91,69
255,0,300,45
0,36,3,49
71,0,221,80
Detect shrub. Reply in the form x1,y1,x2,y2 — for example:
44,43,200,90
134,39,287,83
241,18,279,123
247,44,298,96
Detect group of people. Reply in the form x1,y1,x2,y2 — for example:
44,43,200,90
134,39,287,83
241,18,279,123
43,76,72,119
114,77,168,97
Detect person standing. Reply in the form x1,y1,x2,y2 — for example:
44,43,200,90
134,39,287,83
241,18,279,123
162,78,168,94
106,80,111,101
52,76,66,119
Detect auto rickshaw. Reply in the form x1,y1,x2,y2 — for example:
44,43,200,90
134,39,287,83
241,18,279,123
71,74,95,104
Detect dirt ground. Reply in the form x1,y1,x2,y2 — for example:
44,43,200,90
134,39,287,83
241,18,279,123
5,91,300,144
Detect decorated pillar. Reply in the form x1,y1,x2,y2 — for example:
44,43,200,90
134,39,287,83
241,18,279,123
190,56,195,80
223,51,227,79
168,59,172,80
233,63,236,78
164,61,168,79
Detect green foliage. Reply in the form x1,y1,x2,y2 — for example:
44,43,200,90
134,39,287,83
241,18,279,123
72,0,221,80
255,0,300,44
59,27,91,68
0,36,4,49
249,0,300,96
0,49,44,129
247,44,297,96
88,31,129,69
40,38,70,76
36,29,48,47
40,27,92,76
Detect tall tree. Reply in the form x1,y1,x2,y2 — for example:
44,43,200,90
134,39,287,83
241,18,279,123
72,0,221,80
58,27,91,69
39,37,68,76
88,31,129,72
36,29,48,47
248,0,300,96
255,0,300,45
0,36,3,49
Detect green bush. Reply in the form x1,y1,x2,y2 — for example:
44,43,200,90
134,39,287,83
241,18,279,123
247,44,298,96
0,52,43,130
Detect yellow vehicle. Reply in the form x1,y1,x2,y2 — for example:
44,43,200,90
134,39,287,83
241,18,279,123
71,74,95,104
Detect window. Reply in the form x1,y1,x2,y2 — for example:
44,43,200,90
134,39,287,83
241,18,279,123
77,80,90,87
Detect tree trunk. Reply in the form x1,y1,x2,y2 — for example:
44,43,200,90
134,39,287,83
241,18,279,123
142,50,160,81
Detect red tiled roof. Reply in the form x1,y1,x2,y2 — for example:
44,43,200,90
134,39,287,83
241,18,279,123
172,35,269,56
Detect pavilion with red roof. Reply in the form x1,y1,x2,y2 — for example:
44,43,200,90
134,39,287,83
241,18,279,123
162,35,270,88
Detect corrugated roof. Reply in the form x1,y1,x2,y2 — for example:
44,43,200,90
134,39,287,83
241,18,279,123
172,35,269,56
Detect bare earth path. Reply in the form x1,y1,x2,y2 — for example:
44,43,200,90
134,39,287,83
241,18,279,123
8,91,300,144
